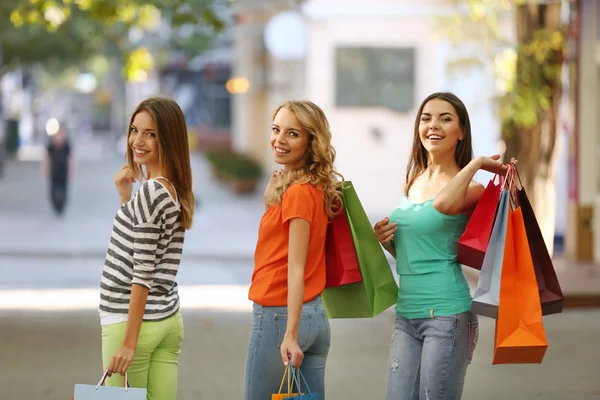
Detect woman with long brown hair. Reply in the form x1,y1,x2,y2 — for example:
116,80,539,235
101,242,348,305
98,96,195,399
373,92,516,399
243,100,343,400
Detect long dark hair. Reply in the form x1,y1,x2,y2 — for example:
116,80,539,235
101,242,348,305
126,96,195,229
404,92,473,196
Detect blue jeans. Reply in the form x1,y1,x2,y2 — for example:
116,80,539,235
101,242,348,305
243,296,331,400
386,311,479,400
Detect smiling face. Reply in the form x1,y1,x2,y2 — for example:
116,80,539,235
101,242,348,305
418,98,463,157
270,107,310,169
128,110,161,169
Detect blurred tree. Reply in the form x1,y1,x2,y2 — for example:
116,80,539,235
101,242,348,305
442,0,565,255
1,0,226,142
1,0,225,79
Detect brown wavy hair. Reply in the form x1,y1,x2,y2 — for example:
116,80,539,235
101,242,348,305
404,92,473,196
126,96,195,229
266,100,344,220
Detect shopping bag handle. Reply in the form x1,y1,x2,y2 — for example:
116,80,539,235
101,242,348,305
96,369,130,391
289,362,313,396
491,162,515,186
501,163,515,187
277,363,293,395
510,162,524,190
501,164,521,209
491,163,505,185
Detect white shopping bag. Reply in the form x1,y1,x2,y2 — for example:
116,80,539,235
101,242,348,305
74,369,146,399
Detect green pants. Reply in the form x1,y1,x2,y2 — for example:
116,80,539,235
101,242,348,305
102,312,184,400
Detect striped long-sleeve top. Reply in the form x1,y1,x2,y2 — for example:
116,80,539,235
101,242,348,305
99,179,185,323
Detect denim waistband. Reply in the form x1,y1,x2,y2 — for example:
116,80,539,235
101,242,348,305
252,295,323,315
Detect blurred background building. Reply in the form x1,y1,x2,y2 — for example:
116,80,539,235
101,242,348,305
232,0,514,220
0,0,598,259
2,1,600,399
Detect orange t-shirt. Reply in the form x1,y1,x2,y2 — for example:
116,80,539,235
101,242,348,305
248,183,328,306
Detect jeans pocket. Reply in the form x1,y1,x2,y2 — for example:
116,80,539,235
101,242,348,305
252,313,263,332
322,311,331,346
467,319,479,363
274,313,312,348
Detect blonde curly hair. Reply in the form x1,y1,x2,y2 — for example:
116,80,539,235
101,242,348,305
266,100,344,220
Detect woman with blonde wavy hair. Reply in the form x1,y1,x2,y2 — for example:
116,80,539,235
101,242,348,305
243,100,343,400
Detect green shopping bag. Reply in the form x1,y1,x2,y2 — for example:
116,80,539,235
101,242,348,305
322,181,398,318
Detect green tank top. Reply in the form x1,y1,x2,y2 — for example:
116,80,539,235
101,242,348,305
388,195,472,318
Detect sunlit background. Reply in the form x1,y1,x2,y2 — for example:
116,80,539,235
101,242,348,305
0,0,599,399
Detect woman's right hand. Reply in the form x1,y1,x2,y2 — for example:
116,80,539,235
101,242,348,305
114,165,137,205
264,169,282,201
373,217,397,246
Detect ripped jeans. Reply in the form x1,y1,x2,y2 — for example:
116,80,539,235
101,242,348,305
385,311,478,400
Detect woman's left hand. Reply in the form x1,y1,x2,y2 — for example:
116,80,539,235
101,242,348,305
502,157,519,175
106,345,136,376
280,336,304,368
476,155,518,174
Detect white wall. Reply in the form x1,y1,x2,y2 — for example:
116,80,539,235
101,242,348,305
303,0,504,218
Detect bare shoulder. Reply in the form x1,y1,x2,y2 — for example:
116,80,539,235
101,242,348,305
468,180,485,191
154,178,177,201
459,181,486,216
466,180,485,201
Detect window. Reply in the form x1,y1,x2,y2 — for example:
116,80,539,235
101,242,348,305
335,47,415,112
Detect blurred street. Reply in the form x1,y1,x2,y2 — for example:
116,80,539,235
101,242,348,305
0,138,599,399
0,135,264,261
0,308,599,400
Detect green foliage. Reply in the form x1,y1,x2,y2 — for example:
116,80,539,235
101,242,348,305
205,149,264,180
1,0,225,80
440,0,565,133
500,29,564,133
0,1,92,71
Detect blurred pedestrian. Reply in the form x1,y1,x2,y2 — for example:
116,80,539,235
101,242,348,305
99,96,195,399
41,124,74,216
243,101,343,400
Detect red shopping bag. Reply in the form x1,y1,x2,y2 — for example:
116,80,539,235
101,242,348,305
458,172,503,270
493,207,548,364
325,203,362,288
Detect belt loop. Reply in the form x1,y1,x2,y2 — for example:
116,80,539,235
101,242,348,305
429,308,434,319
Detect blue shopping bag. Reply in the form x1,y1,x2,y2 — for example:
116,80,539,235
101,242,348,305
73,370,146,399
283,363,319,400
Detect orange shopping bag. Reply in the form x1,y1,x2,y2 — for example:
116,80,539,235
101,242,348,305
493,206,548,364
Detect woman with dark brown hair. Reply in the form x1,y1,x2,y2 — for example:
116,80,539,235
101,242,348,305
373,92,516,399
98,96,195,399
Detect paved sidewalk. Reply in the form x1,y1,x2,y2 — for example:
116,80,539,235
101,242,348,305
1,308,599,400
0,147,264,261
